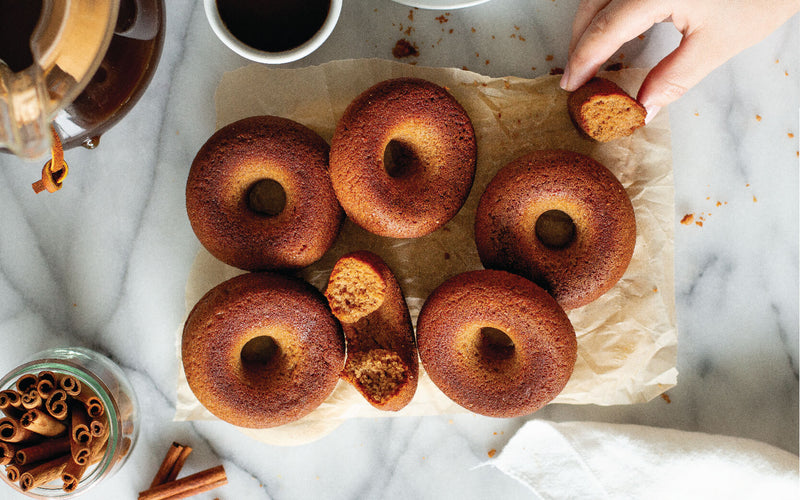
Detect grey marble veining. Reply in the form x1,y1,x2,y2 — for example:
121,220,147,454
0,1,796,498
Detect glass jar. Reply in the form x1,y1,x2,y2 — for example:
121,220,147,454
0,347,139,498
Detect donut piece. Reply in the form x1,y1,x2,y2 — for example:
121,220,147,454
416,270,576,418
568,77,647,142
330,78,477,238
324,251,418,411
182,272,345,428
475,150,636,310
186,115,344,271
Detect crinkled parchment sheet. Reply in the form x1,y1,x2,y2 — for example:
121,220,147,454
175,59,677,446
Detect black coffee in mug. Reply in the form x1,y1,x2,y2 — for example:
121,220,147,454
216,0,331,53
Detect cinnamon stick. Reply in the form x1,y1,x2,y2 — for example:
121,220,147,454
20,454,71,491
62,475,79,493
0,441,16,466
58,425,107,492
73,387,104,418
71,444,90,466
5,461,38,482
90,419,106,438
45,389,69,420
61,456,89,492
0,416,39,443
58,374,81,396
15,436,71,465
88,424,108,457
15,374,38,394
138,465,227,500
74,421,108,466
21,408,67,437
165,445,193,483
20,390,42,410
35,371,58,399
0,390,24,419
150,442,184,487
150,442,194,487
70,402,91,444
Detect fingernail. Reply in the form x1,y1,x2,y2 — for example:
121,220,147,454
559,65,571,91
644,105,661,125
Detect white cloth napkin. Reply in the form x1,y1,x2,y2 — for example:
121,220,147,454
491,420,799,499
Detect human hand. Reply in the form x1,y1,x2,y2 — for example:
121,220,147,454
560,0,800,119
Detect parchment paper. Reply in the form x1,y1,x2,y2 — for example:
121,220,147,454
175,59,677,446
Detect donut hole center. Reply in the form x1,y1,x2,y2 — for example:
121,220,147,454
247,179,286,216
479,327,515,361
383,140,421,178
535,210,576,249
241,335,280,373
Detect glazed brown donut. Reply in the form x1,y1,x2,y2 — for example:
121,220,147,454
475,150,636,310
186,115,344,271
329,77,477,238
182,272,345,428
416,270,576,418
324,250,418,411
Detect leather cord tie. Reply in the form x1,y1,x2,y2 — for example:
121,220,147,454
32,125,69,194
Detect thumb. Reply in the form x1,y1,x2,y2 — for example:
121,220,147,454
637,30,729,117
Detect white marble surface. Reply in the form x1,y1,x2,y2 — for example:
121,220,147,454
0,0,796,498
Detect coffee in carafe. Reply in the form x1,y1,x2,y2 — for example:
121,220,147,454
0,0,164,159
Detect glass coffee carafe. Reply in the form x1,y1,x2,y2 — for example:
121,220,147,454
0,0,164,165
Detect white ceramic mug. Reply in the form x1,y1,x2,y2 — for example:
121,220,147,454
203,0,342,64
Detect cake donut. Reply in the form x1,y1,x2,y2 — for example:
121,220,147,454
475,150,636,310
568,77,647,142
416,270,576,418
186,115,344,271
329,77,477,238
324,251,418,411
182,272,345,428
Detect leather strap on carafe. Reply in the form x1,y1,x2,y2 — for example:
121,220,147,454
32,125,69,194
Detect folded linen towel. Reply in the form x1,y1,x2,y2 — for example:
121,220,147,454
491,420,798,499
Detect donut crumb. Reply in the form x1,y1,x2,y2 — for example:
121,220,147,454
345,350,408,404
325,259,386,323
568,78,646,142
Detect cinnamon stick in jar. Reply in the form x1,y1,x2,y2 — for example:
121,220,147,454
15,436,70,464
0,416,39,443
73,386,104,418
89,418,106,438
35,371,58,399
20,390,42,410
6,461,37,482
0,441,16,466
15,374,38,394
61,434,106,493
45,389,69,420
69,402,91,465
0,390,23,418
20,408,67,437
70,402,92,445
58,374,81,397
19,454,71,492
